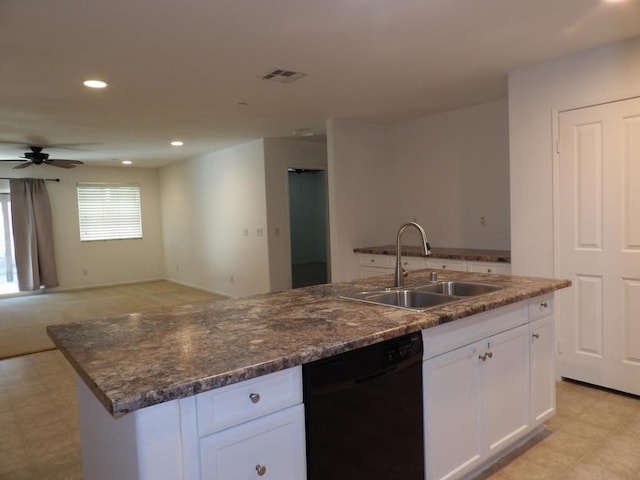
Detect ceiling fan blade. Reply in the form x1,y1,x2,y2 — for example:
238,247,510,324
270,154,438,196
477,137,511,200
47,159,84,164
45,160,79,169
12,162,32,169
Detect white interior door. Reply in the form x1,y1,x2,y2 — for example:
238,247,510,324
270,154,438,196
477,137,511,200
557,97,640,395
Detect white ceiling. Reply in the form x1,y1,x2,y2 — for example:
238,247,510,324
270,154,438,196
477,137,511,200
1,0,640,168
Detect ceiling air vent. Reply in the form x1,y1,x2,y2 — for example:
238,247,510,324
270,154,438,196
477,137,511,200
262,68,307,83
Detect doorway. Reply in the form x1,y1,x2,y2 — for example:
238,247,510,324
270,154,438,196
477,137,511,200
288,169,328,288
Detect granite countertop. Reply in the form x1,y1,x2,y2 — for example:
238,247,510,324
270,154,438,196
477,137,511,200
354,245,511,263
47,270,568,417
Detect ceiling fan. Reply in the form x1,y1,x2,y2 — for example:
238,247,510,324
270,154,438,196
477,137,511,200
0,146,84,169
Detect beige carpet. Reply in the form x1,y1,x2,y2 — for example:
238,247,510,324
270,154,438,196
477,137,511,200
0,280,226,360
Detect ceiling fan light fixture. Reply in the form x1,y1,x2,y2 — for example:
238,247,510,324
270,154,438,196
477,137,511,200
170,140,184,147
83,80,108,89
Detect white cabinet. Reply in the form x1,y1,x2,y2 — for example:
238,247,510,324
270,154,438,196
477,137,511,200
467,261,511,275
200,405,306,480
357,254,393,278
483,325,530,455
529,294,555,426
423,341,482,480
425,258,467,272
422,295,553,480
423,323,530,480
194,367,306,480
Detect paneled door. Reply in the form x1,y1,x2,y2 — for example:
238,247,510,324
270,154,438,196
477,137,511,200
557,97,640,395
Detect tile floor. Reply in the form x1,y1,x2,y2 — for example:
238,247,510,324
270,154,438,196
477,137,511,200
0,350,81,479
1,348,639,479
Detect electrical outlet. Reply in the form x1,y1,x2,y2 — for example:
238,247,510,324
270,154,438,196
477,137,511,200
480,216,486,226
257,228,264,237
243,228,249,237
230,274,234,283
82,269,88,276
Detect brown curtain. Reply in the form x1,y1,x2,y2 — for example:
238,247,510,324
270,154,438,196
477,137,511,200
9,179,59,291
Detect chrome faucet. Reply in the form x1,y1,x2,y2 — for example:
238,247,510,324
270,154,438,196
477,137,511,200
395,222,431,287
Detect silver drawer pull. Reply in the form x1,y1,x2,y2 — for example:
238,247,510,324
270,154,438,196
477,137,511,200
541,302,548,308
249,393,261,404
479,351,493,361
256,464,267,476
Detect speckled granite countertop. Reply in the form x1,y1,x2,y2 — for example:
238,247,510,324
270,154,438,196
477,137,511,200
354,245,511,263
47,270,568,417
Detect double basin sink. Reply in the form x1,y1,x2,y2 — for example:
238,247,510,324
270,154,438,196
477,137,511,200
342,281,503,312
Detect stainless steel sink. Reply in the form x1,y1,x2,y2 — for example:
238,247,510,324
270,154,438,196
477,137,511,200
340,280,503,312
415,281,502,297
361,290,458,309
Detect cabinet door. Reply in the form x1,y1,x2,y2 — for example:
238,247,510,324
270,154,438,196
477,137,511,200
483,325,530,455
531,316,555,426
424,343,482,480
200,405,306,480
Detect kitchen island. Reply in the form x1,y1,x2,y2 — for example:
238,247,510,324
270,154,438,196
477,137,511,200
47,269,570,480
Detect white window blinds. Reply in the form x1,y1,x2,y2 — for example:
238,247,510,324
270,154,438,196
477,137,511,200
77,183,143,241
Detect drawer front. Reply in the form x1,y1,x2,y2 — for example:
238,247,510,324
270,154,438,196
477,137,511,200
401,256,427,271
466,261,511,275
358,254,391,268
200,405,306,480
426,258,467,272
422,301,528,360
528,294,554,321
197,367,302,436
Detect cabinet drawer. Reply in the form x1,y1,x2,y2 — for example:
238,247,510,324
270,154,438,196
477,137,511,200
358,254,391,268
200,404,306,480
197,367,302,436
528,294,554,321
401,256,427,271
426,258,467,272
467,261,511,275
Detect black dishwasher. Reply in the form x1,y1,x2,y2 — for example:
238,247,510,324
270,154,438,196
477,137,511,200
303,332,424,479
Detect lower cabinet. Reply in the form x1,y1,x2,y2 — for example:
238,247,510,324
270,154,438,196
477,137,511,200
423,324,530,480
530,308,555,426
200,405,306,480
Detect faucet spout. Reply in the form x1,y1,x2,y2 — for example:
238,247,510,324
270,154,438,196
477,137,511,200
395,222,431,287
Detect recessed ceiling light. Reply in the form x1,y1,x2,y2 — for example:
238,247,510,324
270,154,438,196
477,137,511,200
121,160,133,165
170,140,184,146
83,80,108,89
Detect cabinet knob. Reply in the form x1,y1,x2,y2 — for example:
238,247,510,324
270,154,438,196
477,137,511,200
532,333,540,340
442,265,447,269
249,392,261,404
487,268,492,273
540,302,548,308
255,465,267,476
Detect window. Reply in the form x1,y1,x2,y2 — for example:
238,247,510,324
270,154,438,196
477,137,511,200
0,182,18,294
77,183,143,241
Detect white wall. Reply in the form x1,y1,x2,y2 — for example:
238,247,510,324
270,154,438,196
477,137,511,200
327,119,394,282
263,138,327,291
508,36,640,276
0,164,165,290
160,140,270,297
390,99,510,250
327,101,510,282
